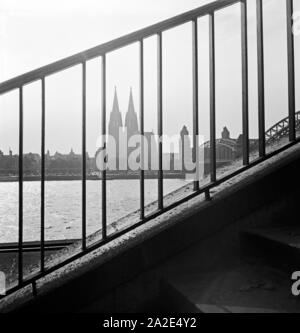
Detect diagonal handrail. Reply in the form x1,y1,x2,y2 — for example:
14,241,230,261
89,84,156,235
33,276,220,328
0,0,239,95
0,0,299,301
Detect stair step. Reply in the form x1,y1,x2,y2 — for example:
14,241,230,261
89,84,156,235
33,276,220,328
159,279,201,313
162,262,300,313
197,304,284,313
240,225,300,271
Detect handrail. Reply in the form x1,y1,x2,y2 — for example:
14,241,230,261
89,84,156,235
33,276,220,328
0,0,299,301
0,0,239,95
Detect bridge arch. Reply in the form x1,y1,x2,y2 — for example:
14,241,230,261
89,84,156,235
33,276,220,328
265,111,300,144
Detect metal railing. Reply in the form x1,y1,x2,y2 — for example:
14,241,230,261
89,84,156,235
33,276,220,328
0,0,299,298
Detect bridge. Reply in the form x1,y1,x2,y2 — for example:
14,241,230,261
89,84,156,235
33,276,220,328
202,110,300,165
265,110,300,145
0,0,299,313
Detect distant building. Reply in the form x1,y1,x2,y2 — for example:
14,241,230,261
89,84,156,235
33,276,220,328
105,87,260,175
0,149,40,176
200,127,259,173
179,125,193,172
108,87,123,169
107,87,157,171
46,149,82,175
125,88,139,139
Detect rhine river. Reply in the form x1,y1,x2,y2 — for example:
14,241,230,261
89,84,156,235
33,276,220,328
0,179,186,243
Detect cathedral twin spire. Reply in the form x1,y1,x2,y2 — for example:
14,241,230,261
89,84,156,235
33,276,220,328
108,87,139,140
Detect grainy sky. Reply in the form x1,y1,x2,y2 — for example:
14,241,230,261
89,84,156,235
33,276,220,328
0,0,299,154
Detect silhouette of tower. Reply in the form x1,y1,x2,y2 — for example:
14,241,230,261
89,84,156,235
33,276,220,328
125,88,139,169
221,126,230,140
125,88,139,139
180,125,192,173
108,87,123,170
108,87,123,140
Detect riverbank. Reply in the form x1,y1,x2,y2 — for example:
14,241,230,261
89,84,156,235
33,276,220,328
0,172,186,182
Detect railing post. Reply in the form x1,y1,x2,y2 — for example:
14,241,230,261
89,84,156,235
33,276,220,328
139,40,145,220
205,189,211,201
82,62,87,250
2,0,300,299
286,0,296,142
256,0,266,157
157,32,163,210
18,86,23,285
192,19,200,191
241,0,249,165
101,55,107,239
209,13,217,183
41,78,45,272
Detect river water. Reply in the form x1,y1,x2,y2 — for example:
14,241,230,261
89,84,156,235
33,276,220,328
0,179,187,243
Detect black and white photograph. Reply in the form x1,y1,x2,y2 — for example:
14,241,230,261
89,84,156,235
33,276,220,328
0,0,300,320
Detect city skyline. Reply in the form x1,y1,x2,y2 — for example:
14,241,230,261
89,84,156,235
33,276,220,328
0,84,246,158
1,0,299,157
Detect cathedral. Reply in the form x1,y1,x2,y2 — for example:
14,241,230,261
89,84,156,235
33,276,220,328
107,87,157,171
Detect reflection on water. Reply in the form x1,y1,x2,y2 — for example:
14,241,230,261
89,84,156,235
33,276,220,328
0,179,186,243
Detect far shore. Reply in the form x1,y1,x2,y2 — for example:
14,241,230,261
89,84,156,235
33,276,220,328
0,172,187,182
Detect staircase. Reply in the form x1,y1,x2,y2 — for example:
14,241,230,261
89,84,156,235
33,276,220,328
0,141,297,313
157,145,300,313
160,224,300,313
0,0,300,312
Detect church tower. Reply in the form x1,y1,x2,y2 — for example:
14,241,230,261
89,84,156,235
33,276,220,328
125,88,139,138
221,126,230,140
180,125,192,173
124,88,139,170
108,87,123,141
108,87,123,170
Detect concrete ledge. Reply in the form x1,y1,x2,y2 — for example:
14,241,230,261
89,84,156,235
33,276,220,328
1,143,300,312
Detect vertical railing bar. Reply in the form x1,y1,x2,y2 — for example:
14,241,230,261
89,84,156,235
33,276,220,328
241,0,249,165
286,0,296,142
139,40,145,220
41,78,45,272
82,62,87,250
209,12,217,183
157,32,163,210
256,0,266,157
18,86,23,285
192,19,200,191
101,55,107,239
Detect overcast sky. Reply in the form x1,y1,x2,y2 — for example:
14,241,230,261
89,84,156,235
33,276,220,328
0,0,299,155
